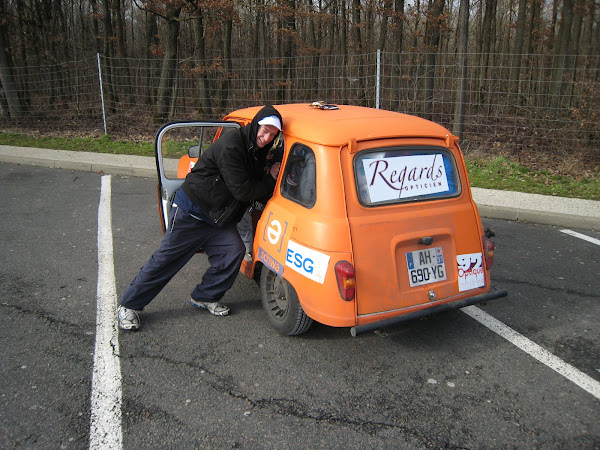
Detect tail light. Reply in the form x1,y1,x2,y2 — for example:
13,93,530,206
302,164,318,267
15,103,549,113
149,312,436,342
335,261,356,301
482,235,495,270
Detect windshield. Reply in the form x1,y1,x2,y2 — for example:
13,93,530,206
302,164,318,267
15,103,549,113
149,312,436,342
354,146,461,206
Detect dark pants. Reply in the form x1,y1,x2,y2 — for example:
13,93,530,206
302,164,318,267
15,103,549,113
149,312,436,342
118,190,245,311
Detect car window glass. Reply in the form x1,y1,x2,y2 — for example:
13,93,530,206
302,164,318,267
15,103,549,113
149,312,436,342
281,144,316,208
354,147,461,206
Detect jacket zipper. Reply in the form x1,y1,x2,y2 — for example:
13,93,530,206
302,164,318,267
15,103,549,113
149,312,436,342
214,199,240,226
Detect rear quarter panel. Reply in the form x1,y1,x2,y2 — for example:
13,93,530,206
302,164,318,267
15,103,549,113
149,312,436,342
254,140,357,327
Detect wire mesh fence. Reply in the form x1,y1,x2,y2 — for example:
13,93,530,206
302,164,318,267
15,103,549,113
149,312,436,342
2,51,598,168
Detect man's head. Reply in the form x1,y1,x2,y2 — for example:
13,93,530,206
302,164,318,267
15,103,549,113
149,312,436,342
251,106,283,149
256,124,279,149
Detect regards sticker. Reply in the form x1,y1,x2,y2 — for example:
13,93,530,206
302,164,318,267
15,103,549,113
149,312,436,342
362,153,449,202
457,253,485,291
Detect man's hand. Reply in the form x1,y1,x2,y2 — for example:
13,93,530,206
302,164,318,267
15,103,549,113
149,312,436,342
270,162,281,180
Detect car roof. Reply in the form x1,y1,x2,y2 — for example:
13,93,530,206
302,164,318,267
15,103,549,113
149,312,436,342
224,103,452,147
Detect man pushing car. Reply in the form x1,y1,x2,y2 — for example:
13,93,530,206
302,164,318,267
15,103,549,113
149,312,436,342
117,105,283,331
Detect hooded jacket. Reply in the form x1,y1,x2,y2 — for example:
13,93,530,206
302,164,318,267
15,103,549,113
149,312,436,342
181,105,283,227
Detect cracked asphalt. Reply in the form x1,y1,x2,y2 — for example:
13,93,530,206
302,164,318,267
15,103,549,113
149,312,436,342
1,163,599,448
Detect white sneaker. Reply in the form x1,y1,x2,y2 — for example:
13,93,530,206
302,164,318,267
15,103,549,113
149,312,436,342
118,305,141,330
190,299,230,316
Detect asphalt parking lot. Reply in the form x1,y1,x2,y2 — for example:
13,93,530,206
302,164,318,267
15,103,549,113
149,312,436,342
1,163,599,448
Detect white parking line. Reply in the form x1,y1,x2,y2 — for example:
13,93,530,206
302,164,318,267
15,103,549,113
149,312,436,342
462,306,600,401
560,229,600,246
90,175,123,449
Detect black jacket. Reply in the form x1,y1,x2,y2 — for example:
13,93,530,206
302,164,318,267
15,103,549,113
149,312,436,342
181,105,283,226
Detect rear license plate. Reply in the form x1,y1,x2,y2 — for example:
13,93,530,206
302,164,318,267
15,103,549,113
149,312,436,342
406,247,447,287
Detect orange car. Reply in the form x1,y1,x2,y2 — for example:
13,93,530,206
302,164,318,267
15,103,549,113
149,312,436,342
155,103,507,336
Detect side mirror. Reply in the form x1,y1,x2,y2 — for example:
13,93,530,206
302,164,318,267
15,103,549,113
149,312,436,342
188,145,200,159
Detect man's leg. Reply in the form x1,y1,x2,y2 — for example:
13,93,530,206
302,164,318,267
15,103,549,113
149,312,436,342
190,222,245,303
119,208,207,311
236,208,254,255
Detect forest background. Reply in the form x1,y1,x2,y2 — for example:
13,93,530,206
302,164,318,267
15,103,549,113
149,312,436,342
0,0,598,182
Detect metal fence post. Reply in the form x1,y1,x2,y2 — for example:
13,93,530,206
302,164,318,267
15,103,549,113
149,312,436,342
376,49,381,109
96,53,107,135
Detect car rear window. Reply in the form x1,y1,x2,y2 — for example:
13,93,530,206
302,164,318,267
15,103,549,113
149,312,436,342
354,146,461,206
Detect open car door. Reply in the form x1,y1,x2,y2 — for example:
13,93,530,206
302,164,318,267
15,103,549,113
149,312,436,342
155,121,241,233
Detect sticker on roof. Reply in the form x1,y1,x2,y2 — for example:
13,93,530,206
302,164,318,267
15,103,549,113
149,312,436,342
310,101,339,110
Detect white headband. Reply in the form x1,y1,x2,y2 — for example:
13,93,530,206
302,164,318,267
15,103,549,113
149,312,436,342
257,115,282,131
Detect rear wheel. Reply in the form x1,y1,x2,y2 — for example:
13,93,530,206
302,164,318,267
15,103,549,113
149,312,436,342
260,268,313,335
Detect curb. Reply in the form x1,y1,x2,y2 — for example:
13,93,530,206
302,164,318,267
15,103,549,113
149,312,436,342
472,188,600,231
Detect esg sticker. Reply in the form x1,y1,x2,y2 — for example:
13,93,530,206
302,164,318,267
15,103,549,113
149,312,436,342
457,253,484,291
285,240,330,284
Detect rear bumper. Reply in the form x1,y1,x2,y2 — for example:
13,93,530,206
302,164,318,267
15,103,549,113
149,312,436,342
350,288,508,337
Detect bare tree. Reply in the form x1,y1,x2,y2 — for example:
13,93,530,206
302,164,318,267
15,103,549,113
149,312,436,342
0,1,23,118
89,0,101,54
144,8,159,105
550,0,574,110
155,2,182,121
509,0,527,96
423,0,445,120
477,0,497,108
378,0,392,51
192,5,211,117
218,14,233,111
391,0,405,111
580,0,596,55
453,0,469,136
351,0,367,104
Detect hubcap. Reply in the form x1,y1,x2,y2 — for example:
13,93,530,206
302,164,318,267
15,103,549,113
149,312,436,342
268,275,288,320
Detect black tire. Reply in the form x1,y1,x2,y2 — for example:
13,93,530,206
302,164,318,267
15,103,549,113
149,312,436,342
260,268,313,336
